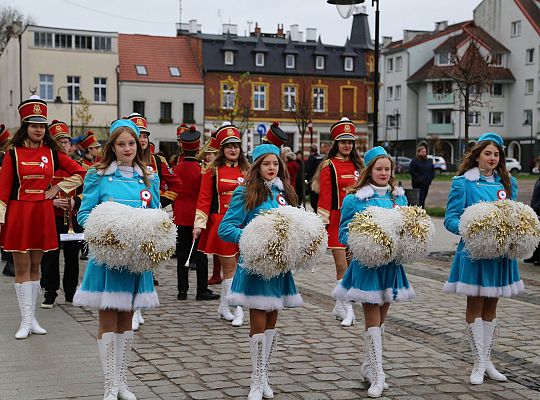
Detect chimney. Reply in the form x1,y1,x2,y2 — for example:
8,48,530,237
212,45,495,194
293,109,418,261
290,24,299,41
277,24,284,38
223,23,238,36
435,20,448,31
306,28,317,42
189,19,198,34
254,22,261,35
382,36,393,47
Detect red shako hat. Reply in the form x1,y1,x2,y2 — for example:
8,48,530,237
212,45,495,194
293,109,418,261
330,117,356,141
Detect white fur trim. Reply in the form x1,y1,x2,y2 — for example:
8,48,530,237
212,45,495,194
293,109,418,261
227,293,303,310
355,185,374,200
273,177,284,191
392,186,405,197
464,167,480,182
97,160,154,180
133,292,160,309
332,285,415,305
73,290,135,311
443,280,525,298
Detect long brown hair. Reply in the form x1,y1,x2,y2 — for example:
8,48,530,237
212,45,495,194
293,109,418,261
349,155,396,194
94,127,150,187
243,153,298,210
458,140,512,197
205,143,249,175
9,122,61,151
311,140,364,193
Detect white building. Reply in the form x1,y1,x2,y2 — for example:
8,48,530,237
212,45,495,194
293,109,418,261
0,25,118,138
118,34,204,157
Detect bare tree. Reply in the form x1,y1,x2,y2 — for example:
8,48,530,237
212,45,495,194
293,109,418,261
215,72,253,134
0,6,34,53
74,92,93,136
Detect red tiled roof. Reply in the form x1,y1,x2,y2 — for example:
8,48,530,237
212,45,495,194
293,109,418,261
408,57,515,82
434,25,509,53
515,0,540,36
118,34,203,84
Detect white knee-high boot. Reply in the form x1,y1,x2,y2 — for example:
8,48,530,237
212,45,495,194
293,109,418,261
131,310,144,331
483,319,507,382
98,332,118,400
262,329,277,399
217,278,235,321
360,324,388,389
467,317,485,385
116,330,137,400
248,333,266,400
232,306,244,327
14,282,33,339
341,302,355,327
30,281,47,335
332,280,346,321
365,327,385,398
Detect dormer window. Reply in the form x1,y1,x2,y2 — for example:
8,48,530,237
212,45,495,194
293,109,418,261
169,66,181,77
255,52,265,67
437,52,453,66
224,51,234,65
316,55,325,70
344,57,354,71
135,65,147,75
286,54,295,69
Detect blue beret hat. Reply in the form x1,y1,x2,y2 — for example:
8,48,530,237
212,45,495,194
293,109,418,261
364,146,388,166
110,119,140,138
477,132,504,147
252,144,280,162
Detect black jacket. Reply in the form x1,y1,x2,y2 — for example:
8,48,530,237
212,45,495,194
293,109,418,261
531,177,540,215
409,157,435,188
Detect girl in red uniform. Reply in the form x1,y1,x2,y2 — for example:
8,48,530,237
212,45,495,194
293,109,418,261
313,118,363,327
193,124,250,327
0,96,85,339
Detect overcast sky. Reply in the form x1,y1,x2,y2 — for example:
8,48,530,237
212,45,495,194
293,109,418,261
5,0,480,45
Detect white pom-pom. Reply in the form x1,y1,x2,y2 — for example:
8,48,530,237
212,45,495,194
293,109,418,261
394,206,435,264
348,206,402,267
85,202,177,272
507,201,540,259
240,206,328,279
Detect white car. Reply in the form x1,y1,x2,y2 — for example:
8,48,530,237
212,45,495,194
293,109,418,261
506,158,521,174
427,155,447,174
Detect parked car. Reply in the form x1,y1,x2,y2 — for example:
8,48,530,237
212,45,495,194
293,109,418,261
506,158,521,174
427,155,447,174
393,156,412,173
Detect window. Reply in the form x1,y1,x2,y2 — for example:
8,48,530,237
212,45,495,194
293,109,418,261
95,36,112,51
94,77,107,103
489,112,503,126
491,83,503,97
387,58,393,72
437,52,453,65
286,54,295,69
133,101,145,116
469,84,481,95
135,65,147,75
467,111,481,126
386,114,400,128
74,35,92,50
433,81,452,94
526,48,534,64
511,20,522,36
169,66,181,77
433,110,452,124
221,82,235,109
344,57,354,71
39,74,54,101
316,55,325,70
524,109,533,125
253,84,267,111
395,56,402,71
67,76,80,101
395,85,402,100
224,51,234,65
283,85,297,111
34,32,52,47
313,86,325,112
160,102,172,123
183,103,195,123
492,53,504,67
525,79,534,94
55,33,72,48
255,53,265,67
386,86,393,101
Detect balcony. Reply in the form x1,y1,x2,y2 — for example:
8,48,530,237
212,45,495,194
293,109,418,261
428,92,455,105
427,123,454,135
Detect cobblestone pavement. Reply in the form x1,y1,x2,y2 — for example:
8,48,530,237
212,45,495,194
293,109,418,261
1,218,539,400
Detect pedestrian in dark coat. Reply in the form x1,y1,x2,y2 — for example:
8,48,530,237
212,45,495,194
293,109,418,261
409,144,435,208
525,156,540,265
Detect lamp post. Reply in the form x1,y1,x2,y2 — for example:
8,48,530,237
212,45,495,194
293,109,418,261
308,119,314,144
327,0,380,146
524,115,534,165
393,108,400,165
54,86,73,133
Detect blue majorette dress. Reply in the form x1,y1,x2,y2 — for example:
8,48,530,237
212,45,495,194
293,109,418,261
73,162,161,311
332,184,416,305
443,167,524,297
218,179,303,311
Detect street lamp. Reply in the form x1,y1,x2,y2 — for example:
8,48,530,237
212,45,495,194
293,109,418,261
327,0,380,146
54,86,73,133
524,115,534,161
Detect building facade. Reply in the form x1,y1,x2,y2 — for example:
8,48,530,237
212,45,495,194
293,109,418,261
0,25,118,138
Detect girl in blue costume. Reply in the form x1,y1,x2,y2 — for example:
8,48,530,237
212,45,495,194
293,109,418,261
443,132,522,386
73,119,160,400
333,146,414,398
218,144,302,400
